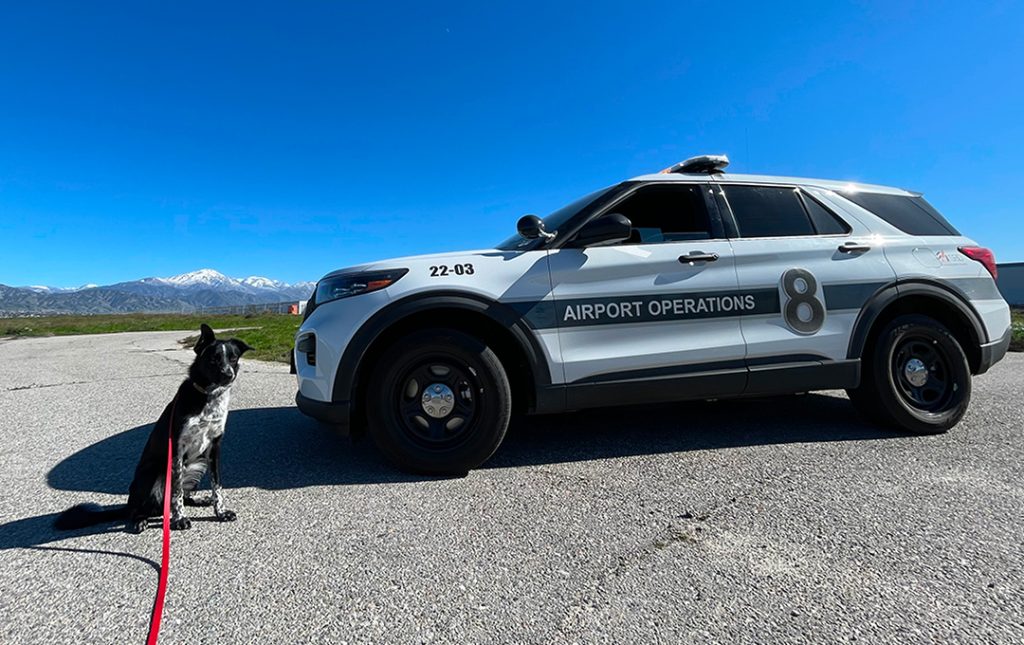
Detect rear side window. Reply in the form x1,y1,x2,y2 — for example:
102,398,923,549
610,184,713,244
841,192,959,236
724,186,815,238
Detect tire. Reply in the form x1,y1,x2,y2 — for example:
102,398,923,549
847,314,971,434
366,328,512,475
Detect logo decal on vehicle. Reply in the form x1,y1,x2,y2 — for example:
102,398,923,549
935,250,965,264
779,268,826,335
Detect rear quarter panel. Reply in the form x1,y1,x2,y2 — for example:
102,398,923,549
818,191,1010,344
883,235,1010,343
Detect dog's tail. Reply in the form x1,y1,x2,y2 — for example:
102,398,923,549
54,503,129,530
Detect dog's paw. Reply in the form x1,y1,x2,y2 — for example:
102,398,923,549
216,510,237,522
170,517,192,531
127,519,147,534
184,496,212,507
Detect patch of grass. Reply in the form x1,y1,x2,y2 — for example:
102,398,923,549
1,313,300,363
179,318,300,363
1012,309,1023,352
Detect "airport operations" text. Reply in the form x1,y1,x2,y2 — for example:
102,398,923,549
562,294,758,322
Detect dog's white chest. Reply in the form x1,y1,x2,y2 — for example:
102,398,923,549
179,387,231,457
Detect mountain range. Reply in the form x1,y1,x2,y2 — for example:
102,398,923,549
0,269,316,316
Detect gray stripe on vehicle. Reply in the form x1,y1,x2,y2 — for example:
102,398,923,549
945,277,1002,301
823,281,889,310
510,282,895,330
507,277,994,331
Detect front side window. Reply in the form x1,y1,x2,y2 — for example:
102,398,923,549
604,184,712,245
724,185,816,238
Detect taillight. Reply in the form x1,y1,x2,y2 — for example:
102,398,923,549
958,246,997,279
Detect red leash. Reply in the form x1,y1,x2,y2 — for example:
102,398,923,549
146,397,176,645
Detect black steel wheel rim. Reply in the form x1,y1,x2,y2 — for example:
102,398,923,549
392,357,481,450
891,335,954,412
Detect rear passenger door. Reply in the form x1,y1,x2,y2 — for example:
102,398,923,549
547,182,747,406
716,183,896,393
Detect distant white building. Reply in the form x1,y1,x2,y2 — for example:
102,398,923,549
997,262,1024,306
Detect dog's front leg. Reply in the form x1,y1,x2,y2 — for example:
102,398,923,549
169,441,191,530
209,439,236,522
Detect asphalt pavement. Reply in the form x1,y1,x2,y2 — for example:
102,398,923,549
0,331,1022,644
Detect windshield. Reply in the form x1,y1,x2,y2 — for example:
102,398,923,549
495,186,616,250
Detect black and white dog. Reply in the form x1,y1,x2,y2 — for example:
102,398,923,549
55,324,252,533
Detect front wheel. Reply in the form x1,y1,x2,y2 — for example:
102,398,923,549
366,329,511,475
847,314,971,434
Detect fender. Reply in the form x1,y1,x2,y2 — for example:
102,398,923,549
847,278,987,361
331,290,553,407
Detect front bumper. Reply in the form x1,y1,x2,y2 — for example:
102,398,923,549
293,289,391,420
295,391,351,427
977,327,1012,375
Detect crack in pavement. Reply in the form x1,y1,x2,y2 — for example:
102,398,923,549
5,371,185,392
5,344,290,392
125,338,291,375
129,338,193,368
543,469,788,642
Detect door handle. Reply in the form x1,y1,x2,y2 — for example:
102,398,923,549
679,251,719,264
837,242,871,254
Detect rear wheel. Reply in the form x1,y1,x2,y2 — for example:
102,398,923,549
847,314,971,434
367,329,511,475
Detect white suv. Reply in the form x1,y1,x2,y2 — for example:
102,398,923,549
294,155,1012,474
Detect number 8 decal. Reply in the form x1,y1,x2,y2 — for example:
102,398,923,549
780,268,825,334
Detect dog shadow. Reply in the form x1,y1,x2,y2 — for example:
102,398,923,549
3,393,897,550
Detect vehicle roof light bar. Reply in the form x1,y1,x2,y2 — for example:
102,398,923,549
660,154,730,175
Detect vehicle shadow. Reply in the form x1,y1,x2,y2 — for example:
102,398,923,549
46,394,894,496
44,405,418,497
489,393,900,469
2,393,896,550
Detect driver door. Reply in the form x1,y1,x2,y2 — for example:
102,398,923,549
546,182,749,407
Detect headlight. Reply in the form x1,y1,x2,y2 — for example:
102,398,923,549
314,269,408,306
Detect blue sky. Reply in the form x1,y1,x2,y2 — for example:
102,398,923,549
1,1,1022,287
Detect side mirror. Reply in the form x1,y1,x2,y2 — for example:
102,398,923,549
571,213,632,247
516,214,553,240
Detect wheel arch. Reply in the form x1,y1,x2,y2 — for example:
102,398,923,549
848,280,986,374
334,291,552,427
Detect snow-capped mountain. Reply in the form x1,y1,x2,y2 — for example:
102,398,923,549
160,269,243,289
21,284,98,294
1,269,315,316
241,276,285,289
144,269,311,294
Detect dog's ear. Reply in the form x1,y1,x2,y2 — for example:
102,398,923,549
195,324,216,354
230,339,253,355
